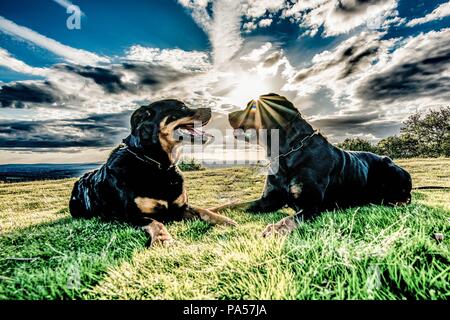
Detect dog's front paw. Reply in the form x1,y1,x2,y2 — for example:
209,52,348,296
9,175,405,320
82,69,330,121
218,215,238,227
262,216,298,238
212,212,238,227
142,221,174,247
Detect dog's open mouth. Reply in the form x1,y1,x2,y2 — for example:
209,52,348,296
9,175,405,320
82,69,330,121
174,122,214,145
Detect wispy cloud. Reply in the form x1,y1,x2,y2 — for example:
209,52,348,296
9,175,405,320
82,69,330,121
178,0,212,32
52,0,85,16
210,0,243,66
0,48,50,76
406,1,450,27
0,16,108,65
178,0,243,67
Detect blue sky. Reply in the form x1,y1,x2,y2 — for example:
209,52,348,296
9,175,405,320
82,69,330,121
0,0,449,163
0,0,209,78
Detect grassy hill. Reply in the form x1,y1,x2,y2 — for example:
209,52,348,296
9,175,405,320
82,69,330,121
0,158,449,299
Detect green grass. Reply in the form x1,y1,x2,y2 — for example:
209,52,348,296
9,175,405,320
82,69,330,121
0,158,449,300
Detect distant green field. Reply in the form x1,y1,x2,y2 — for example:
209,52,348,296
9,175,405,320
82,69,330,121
0,158,449,299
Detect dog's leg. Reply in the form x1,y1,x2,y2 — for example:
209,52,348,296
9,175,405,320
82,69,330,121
208,188,286,213
208,196,284,213
261,207,319,237
141,220,173,247
170,188,237,226
207,199,258,212
209,175,286,213
182,205,238,226
262,173,326,237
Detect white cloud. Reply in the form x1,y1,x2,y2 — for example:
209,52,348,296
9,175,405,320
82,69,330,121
406,1,450,27
240,42,272,61
285,32,395,103
356,28,450,108
243,0,285,19
283,0,326,18
280,27,450,141
0,48,50,76
241,0,402,37
258,18,273,28
125,46,211,72
0,16,109,65
243,21,257,33
282,0,399,37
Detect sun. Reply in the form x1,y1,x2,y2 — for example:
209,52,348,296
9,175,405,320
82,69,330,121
222,71,274,107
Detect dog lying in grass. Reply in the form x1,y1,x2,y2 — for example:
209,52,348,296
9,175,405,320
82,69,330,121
70,99,236,246
210,93,412,237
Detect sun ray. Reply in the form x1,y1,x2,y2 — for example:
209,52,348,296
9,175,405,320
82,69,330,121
255,99,262,128
260,98,298,116
257,100,285,128
235,100,255,129
258,99,291,126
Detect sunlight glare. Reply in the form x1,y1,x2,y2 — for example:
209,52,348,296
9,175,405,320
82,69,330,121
222,71,273,107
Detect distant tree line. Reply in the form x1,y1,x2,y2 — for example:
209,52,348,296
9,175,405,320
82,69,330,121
336,107,450,158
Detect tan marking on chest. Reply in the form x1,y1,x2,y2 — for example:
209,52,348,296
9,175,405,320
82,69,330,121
134,197,168,214
289,183,303,199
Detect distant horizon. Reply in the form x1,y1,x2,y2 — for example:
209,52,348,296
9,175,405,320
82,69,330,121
0,162,102,166
0,158,265,182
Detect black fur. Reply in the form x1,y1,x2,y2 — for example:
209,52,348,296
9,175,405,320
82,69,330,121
69,99,214,227
226,93,412,226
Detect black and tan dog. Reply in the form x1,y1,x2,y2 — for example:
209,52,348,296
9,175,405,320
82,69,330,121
70,99,236,246
211,93,412,237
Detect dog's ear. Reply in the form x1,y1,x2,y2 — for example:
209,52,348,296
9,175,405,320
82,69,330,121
130,107,155,130
129,106,160,145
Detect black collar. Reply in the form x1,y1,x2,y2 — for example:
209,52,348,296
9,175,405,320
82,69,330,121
268,130,319,165
119,143,176,171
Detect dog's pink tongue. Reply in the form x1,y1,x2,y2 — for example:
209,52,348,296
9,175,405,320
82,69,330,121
187,127,213,138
